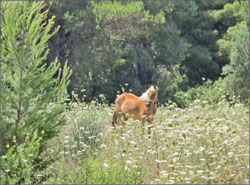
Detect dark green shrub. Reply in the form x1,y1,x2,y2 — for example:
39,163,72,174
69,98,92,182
1,1,71,183
174,79,226,107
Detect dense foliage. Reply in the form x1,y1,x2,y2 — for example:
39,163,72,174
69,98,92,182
46,0,249,105
1,2,71,184
35,97,250,184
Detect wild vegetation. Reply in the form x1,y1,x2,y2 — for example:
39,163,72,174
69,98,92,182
3,95,248,184
1,0,249,184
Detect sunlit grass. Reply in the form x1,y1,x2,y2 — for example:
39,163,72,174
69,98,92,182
45,97,249,184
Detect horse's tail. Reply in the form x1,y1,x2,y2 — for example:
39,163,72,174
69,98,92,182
112,95,124,127
112,111,117,127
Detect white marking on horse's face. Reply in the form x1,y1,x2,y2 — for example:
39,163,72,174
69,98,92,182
140,85,158,102
148,86,158,100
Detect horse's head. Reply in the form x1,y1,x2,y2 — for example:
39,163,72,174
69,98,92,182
140,84,159,107
145,84,158,107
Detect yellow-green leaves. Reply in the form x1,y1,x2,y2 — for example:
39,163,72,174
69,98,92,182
91,1,165,41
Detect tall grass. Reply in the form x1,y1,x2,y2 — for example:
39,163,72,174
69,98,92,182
30,96,249,184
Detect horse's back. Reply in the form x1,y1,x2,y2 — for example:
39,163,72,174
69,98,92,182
115,93,144,112
115,93,139,103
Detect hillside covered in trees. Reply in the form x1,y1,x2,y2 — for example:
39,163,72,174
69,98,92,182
46,0,249,105
1,0,249,184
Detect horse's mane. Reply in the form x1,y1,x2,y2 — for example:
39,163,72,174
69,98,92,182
139,91,148,101
140,86,157,101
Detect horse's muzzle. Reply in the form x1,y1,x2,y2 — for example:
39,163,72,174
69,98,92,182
146,100,153,108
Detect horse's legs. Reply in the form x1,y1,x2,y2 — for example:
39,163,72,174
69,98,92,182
123,113,128,121
140,116,146,135
112,111,117,127
116,112,124,125
140,116,154,136
148,124,153,135
142,120,145,135
121,113,130,126
111,111,124,127
147,117,154,135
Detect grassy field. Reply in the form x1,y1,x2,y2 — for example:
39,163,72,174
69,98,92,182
43,97,249,184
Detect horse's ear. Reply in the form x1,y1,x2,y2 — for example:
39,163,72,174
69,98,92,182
148,84,151,89
153,84,157,89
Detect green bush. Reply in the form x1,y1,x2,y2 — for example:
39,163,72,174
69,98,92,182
154,64,188,104
58,96,112,161
1,134,42,184
1,1,71,183
45,156,146,184
174,78,226,107
222,21,249,104
1,1,71,150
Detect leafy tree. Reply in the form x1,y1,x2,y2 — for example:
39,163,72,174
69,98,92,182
209,0,248,68
46,0,249,105
142,0,174,15
56,0,166,102
208,1,249,103
171,0,220,86
1,2,71,182
153,64,188,104
222,21,249,103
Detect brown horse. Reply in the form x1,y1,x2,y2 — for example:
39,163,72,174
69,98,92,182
112,85,158,133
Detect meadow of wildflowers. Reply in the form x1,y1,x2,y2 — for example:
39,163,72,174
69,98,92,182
42,96,249,184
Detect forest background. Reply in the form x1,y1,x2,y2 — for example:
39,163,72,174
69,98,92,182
47,0,249,105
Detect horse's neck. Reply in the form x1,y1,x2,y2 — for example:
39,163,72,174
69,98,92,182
140,92,148,101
